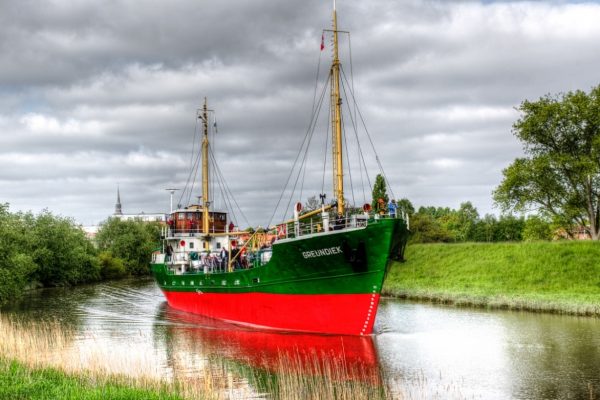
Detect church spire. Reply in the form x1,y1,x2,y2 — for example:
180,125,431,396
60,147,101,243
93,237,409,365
114,186,123,215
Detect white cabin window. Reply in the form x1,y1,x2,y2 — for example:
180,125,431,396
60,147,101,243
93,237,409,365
216,242,221,249
189,242,194,249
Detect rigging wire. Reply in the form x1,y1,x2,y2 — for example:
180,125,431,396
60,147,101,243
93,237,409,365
321,96,331,197
281,73,330,222
209,113,216,211
347,33,358,140
297,33,325,209
300,39,325,217
209,153,238,227
267,73,331,227
346,33,366,204
312,36,324,116
177,114,202,208
209,146,251,228
340,64,396,200
338,66,372,194
178,145,201,208
341,112,356,208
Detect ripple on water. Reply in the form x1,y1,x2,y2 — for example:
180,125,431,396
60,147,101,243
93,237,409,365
2,279,599,399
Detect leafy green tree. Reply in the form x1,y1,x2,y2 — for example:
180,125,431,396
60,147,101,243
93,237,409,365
96,218,162,275
495,215,525,241
471,214,498,242
409,213,453,243
98,251,127,279
494,85,600,239
31,210,100,286
418,206,453,220
0,205,102,305
522,215,552,241
396,198,415,217
455,202,480,241
0,204,37,305
371,174,389,212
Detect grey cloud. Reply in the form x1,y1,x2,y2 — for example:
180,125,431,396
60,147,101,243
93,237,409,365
1,0,600,225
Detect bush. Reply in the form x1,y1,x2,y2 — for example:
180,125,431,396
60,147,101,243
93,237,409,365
0,204,101,305
98,252,128,280
522,215,552,241
31,211,100,286
95,218,161,276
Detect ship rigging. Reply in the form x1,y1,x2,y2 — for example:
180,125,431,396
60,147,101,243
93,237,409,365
151,3,409,335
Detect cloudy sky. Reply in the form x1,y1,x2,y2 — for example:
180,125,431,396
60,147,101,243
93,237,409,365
1,0,600,227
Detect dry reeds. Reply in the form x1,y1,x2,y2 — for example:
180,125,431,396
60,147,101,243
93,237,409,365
263,351,388,400
0,313,218,399
0,313,393,399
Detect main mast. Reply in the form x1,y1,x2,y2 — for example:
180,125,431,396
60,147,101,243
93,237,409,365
201,98,210,238
330,1,344,215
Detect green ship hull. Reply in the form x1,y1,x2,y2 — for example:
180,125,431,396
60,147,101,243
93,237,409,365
151,217,408,335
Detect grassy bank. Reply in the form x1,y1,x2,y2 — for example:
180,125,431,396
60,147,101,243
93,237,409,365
383,241,600,316
0,359,185,400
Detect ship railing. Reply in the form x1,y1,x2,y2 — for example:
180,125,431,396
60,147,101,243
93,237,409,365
152,252,165,264
162,227,227,238
284,214,369,239
371,210,410,228
165,249,272,275
249,249,272,268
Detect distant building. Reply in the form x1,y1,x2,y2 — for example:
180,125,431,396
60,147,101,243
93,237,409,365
112,187,167,223
114,186,123,216
82,225,99,240
116,212,167,223
554,226,591,240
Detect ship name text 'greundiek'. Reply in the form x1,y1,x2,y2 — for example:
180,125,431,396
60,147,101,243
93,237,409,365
301,246,343,259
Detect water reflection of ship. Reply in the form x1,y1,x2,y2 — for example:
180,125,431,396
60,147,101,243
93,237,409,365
154,303,381,385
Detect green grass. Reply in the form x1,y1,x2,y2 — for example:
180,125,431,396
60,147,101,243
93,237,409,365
383,241,600,315
0,358,186,400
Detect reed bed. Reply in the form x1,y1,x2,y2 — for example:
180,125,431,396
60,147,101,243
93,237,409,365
0,314,204,398
257,350,387,400
0,313,394,399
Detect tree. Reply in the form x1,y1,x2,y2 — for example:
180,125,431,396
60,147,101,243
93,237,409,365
304,196,320,212
0,204,37,305
409,213,453,243
371,174,389,212
31,210,100,286
522,215,552,241
396,198,415,217
0,205,103,305
494,85,600,239
96,218,161,275
495,215,525,241
471,214,498,242
98,251,127,279
455,202,480,241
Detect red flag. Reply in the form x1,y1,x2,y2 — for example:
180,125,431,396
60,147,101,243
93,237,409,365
320,33,325,51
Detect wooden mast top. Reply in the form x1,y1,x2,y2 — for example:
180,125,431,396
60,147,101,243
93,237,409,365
331,1,344,215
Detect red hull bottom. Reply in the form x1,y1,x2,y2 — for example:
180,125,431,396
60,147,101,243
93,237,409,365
162,291,380,335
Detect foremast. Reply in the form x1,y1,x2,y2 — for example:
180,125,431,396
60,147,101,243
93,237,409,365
330,1,344,215
201,98,210,243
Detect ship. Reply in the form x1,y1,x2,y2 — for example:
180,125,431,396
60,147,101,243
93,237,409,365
150,4,409,336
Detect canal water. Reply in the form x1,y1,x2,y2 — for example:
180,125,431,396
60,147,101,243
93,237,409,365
2,278,599,399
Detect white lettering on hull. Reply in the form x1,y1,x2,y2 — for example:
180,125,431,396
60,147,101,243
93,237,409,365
302,246,343,259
